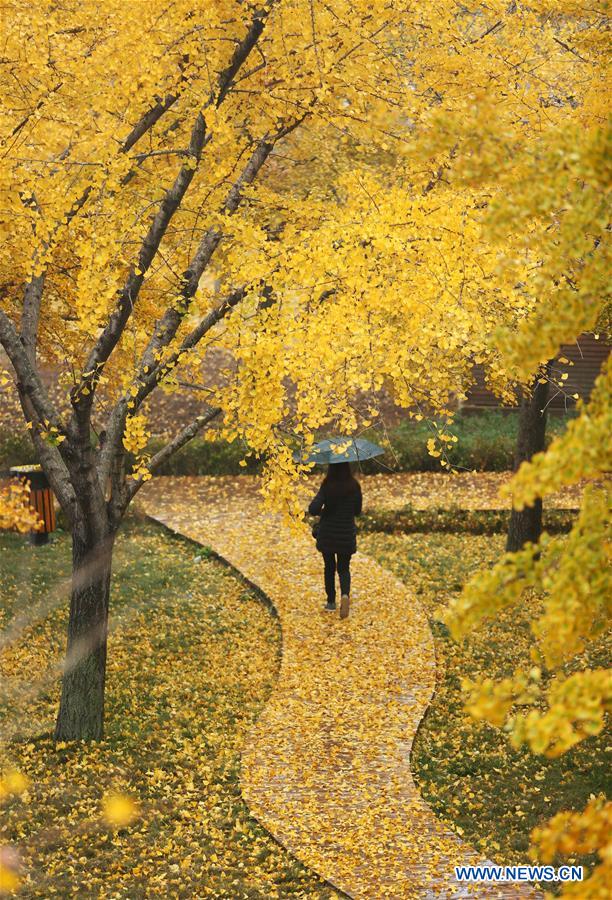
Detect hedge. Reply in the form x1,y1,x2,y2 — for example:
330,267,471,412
359,505,576,536
0,410,572,475
356,411,570,474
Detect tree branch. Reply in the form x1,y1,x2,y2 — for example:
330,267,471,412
0,311,77,519
121,93,181,154
17,88,182,362
67,112,207,531
468,20,503,44
6,82,63,142
14,5,276,371
118,114,307,472
74,6,279,411
137,126,293,376
136,108,312,376
98,287,245,487
24,411,78,525
215,7,272,107
0,310,65,434
553,35,589,64
120,2,274,151
73,112,207,411
20,273,46,360
124,406,221,505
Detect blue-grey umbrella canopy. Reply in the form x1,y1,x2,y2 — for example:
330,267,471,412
298,436,385,465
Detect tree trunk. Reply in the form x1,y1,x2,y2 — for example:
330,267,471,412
54,525,115,741
506,370,550,552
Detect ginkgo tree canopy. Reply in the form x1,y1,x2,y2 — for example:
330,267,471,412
3,0,602,522
0,0,609,875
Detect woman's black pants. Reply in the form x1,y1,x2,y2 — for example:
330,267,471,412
322,552,352,602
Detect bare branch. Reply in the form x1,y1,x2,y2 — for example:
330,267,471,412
4,82,63,145
24,420,78,525
20,273,46,360
175,286,247,355
137,285,246,404
553,36,590,64
468,20,504,44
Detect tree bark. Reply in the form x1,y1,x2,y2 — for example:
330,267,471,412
506,369,550,552
54,524,115,741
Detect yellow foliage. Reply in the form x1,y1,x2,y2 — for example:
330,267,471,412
0,0,609,891
123,414,152,482
102,792,139,829
1,0,575,524
0,861,20,896
416,5,611,891
0,770,29,800
511,669,611,758
0,482,42,534
531,796,611,899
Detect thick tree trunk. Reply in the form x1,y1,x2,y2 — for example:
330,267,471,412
506,371,550,552
54,525,115,741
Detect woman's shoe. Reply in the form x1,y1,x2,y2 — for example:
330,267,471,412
324,600,337,611
340,594,350,619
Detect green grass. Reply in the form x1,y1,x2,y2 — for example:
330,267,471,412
2,516,606,894
360,531,610,887
0,521,340,899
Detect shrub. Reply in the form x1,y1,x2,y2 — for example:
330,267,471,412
358,410,571,474
145,436,262,476
0,430,37,472
359,505,576,535
0,410,573,475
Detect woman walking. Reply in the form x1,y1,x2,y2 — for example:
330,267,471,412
308,462,362,618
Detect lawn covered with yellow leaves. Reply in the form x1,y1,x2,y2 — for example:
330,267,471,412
0,521,339,898
361,531,609,884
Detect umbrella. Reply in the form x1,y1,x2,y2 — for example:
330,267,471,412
297,436,385,466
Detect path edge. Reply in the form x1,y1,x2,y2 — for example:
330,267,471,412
145,513,353,899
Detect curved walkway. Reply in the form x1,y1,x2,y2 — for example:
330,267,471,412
141,477,539,899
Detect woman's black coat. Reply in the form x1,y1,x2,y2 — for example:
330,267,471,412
308,482,362,555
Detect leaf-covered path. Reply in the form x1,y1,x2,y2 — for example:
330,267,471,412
141,477,539,899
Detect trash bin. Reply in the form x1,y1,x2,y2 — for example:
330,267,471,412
9,464,56,545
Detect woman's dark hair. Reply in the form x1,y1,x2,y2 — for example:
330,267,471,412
321,462,360,498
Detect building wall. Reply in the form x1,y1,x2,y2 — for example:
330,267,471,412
464,333,609,413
